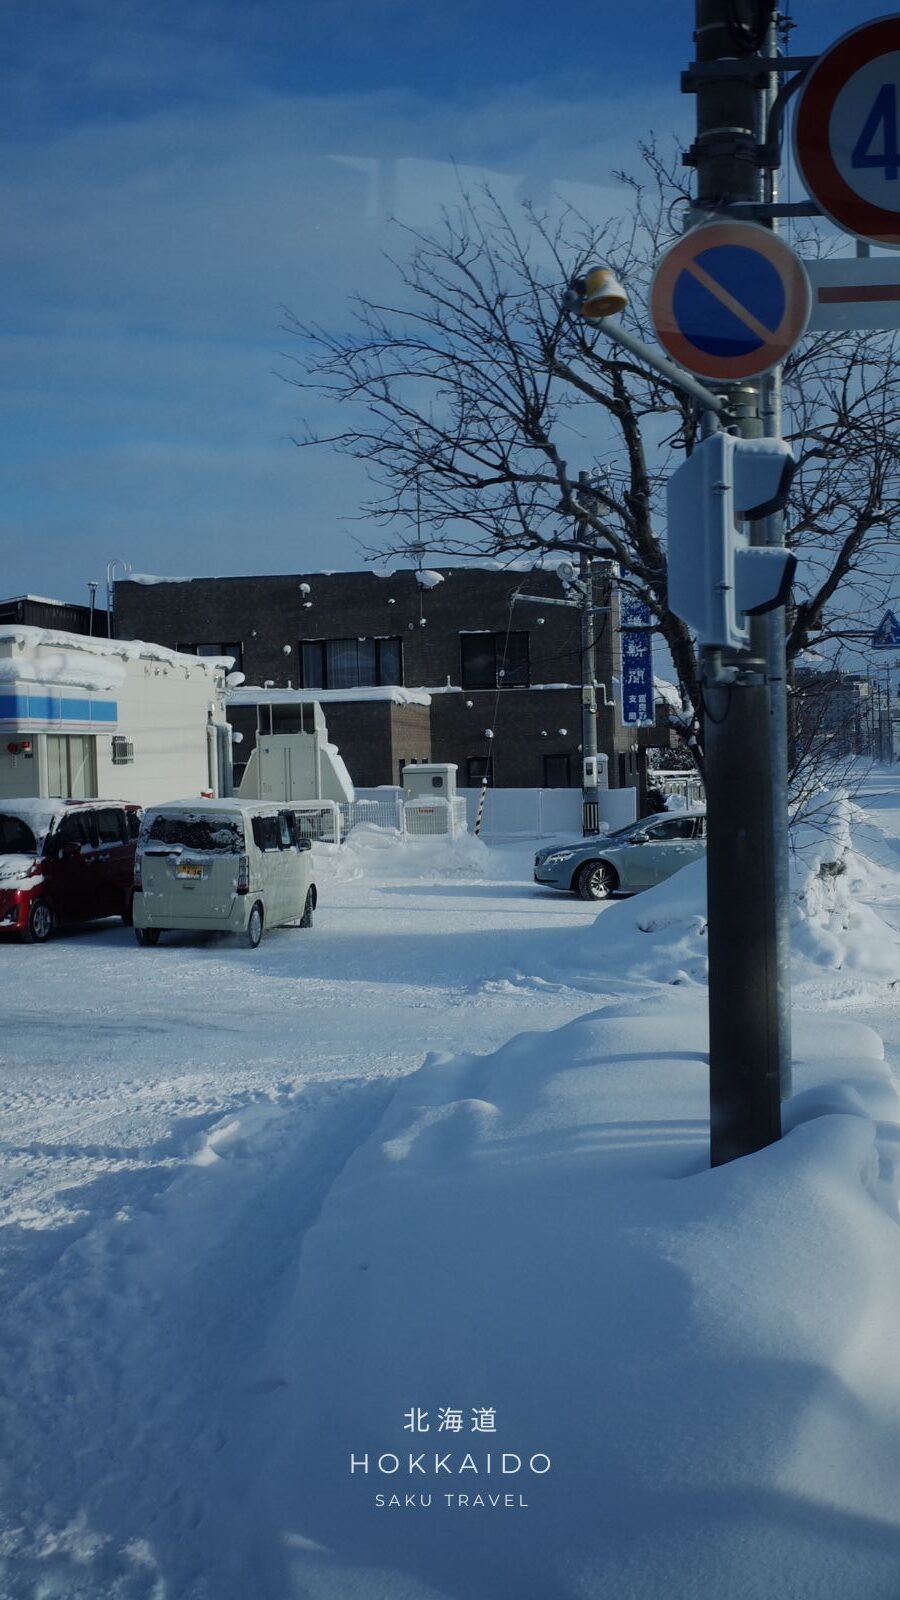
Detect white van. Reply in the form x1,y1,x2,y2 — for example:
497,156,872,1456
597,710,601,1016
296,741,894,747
132,799,317,948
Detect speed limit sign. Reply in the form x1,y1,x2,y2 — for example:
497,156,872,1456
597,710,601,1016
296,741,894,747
794,16,900,248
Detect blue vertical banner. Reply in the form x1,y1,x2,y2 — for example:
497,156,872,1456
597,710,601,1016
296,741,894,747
619,596,654,727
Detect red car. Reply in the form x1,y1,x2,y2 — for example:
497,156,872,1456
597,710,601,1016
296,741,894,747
0,799,142,943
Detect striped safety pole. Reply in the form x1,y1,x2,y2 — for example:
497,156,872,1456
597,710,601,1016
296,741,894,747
474,776,490,837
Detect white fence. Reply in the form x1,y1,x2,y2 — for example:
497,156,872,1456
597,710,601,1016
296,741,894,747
651,770,705,808
293,786,655,845
459,787,638,838
291,794,467,844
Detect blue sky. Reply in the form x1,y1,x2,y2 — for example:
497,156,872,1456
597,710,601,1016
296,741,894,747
0,0,891,603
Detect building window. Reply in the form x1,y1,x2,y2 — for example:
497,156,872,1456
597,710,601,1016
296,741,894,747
466,756,494,787
46,734,97,799
543,754,571,788
178,642,243,672
300,637,402,690
460,632,529,689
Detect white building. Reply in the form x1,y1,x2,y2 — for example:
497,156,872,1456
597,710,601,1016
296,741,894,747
0,626,233,805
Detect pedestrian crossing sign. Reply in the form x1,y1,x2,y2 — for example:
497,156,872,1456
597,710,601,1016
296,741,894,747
872,609,900,649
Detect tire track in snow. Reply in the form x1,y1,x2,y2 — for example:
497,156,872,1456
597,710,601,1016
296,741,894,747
0,1073,396,1600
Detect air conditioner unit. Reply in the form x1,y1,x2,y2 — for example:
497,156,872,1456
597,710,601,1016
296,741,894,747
111,735,134,765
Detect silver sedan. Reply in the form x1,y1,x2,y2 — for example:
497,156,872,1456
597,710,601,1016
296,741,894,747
534,810,707,901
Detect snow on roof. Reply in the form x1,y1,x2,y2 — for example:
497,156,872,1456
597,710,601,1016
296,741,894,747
0,650,126,692
228,685,432,707
2,595,81,608
415,570,445,589
654,677,683,711
0,626,232,677
127,574,196,585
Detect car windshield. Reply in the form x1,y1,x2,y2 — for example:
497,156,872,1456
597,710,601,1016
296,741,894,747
142,813,245,854
605,814,699,843
0,814,38,855
605,818,660,842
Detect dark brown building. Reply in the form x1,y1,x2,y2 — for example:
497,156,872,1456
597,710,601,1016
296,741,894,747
114,567,668,796
0,594,97,636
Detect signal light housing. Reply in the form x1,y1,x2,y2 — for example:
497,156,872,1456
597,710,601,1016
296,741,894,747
667,433,797,651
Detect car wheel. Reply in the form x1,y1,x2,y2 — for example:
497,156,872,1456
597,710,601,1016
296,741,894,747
121,892,134,927
575,860,618,901
135,927,161,947
245,902,264,948
23,899,54,943
299,888,314,929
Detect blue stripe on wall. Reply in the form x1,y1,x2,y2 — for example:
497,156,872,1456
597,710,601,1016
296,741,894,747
0,691,118,725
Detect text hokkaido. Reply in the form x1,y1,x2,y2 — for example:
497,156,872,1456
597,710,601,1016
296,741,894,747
350,1453,551,1474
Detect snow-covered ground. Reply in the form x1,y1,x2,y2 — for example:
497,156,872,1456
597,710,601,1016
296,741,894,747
3,781,900,1598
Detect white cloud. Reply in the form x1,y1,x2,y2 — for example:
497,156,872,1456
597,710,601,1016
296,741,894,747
0,70,690,597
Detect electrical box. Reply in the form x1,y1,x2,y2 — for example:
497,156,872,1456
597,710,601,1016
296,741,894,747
401,762,458,801
582,753,608,790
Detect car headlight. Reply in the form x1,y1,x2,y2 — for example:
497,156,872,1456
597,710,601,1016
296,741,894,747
542,850,577,867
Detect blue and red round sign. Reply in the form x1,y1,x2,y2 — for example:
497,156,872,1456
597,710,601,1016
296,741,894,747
649,221,812,382
794,16,900,249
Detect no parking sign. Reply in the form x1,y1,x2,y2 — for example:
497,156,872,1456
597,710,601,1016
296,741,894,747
649,221,812,383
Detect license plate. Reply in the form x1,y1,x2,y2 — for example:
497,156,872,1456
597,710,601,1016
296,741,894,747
176,861,203,879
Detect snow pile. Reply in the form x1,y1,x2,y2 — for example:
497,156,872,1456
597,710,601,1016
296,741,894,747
239,1000,900,1600
0,649,126,692
322,824,490,881
567,857,710,987
790,792,900,982
560,791,900,993
415,570,444,589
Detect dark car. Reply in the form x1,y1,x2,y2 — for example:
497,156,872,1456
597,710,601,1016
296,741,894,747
0,799,142,942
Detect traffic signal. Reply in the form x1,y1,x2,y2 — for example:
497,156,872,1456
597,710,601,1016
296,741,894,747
666,433,796,651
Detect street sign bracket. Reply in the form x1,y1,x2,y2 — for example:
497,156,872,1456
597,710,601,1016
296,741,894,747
681,56,818,90
684,62,813,173
693,200,822,221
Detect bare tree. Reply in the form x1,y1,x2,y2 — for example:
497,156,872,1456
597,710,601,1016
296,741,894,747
284,147,900,775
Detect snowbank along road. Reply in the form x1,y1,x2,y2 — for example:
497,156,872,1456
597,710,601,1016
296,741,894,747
3,788,900,1600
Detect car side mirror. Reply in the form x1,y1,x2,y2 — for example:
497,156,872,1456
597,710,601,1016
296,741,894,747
629,832,649,845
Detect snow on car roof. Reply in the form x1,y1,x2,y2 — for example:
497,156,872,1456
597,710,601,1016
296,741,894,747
0,798,139,829
142,798,282,815
0,798,64,846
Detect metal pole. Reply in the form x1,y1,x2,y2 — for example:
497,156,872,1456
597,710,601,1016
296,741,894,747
760,13,792,1100
594,317,728,414
578,473,600,836
693,0,786,1164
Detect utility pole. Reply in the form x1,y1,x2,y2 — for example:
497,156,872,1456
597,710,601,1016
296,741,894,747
578,472,601,835
688,0,788,1164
